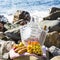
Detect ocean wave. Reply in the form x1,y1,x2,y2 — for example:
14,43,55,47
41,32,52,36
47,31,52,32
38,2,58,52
0,0,60,14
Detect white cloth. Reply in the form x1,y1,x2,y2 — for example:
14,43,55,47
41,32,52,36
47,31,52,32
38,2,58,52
0,39,15,60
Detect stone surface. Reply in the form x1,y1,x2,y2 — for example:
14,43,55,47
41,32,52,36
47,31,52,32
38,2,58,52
44,31,60,48
51,56,60,60
0,32,5,39
43,11,60,20
50,7,60,14
0,15,8,23
39,20,60,32
43,7,60,20
13,10,31,25
5,31,21,43
49,46,60,56
0,15,8,32
0,40,15,60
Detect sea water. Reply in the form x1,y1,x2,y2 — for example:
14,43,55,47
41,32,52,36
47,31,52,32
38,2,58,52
0,0,60,23
0,0,60,14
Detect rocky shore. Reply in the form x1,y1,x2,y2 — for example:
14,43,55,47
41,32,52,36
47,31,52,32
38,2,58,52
0,7,60,60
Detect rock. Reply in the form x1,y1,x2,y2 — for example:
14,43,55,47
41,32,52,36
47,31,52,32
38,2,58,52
3,53,9,59
0,15,8,32
50,7,60,14
44,31,60,48
4,22,19,30
5,31,21,43
39,20,60,32
0,40,15,59
13,10,31,25
0,32,5,39
43,11,60,20
0,22,7,32
0,15,8,23
47,51,53,59
51,56,60,60
49,46,60,56
43,7,60,20
4,23,22,43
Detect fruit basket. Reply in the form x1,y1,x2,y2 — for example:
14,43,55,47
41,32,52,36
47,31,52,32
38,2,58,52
9,42,47,60
10,48,47,60
13,55,45,60
9,22,48,60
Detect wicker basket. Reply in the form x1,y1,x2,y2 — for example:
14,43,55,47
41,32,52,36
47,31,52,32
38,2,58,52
13,55,45,60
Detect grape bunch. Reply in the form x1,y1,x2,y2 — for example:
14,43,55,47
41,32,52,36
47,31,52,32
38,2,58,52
27,41,43,56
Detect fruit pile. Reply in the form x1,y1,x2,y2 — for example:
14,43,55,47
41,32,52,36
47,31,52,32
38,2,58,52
27,41,43,56
12,41,43,56
13,42,27,54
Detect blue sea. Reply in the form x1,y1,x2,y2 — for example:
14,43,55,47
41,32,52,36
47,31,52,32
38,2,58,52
0,0,60,14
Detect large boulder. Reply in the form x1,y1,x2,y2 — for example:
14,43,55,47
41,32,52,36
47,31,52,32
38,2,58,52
0,15,8,23
0,40,15,60
43,7,60,20
48,46,60,56
43,11,60,20
39,20,60,32
50,7,60,14
0,32,5,39
13,10,31,25
0,15,8,32
44,31,60,48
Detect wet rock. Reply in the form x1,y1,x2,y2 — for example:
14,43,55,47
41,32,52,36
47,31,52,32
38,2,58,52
4,24,22,43
0,32,5,39
44,31,60,48
5,31,21,43
0,15,8,23
39,20,60,32
0,15,8,32
47,51,53,59
4,23,17,30
51,56,60,60
50,7,60,14
43,11,60,20
13,10,31,25
43,7,60,20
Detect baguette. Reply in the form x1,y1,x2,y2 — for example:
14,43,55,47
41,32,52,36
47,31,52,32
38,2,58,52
14,46,26,52
18,48,27,54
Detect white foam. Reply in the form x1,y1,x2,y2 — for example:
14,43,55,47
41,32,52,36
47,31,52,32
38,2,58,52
3,10,50,23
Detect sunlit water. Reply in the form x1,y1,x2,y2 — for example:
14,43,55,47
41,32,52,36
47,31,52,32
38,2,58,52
0,0,60,22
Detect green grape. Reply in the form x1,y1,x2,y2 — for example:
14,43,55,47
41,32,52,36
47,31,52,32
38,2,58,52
27,41,43,56
32,44,43,55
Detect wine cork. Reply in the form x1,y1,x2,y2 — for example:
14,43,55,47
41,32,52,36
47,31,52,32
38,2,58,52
44,25,47,30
